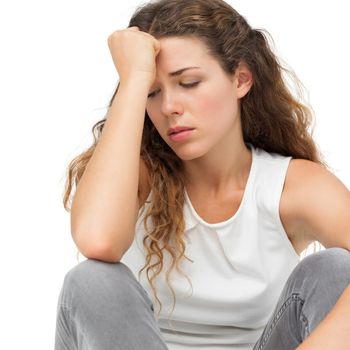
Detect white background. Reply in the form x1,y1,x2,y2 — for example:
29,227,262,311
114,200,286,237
0,0,349,348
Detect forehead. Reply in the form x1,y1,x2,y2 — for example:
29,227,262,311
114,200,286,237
155,36,212,71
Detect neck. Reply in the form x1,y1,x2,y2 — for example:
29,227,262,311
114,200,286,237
183,141,252,196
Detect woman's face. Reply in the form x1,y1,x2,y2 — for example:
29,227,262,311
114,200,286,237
145,36,248,161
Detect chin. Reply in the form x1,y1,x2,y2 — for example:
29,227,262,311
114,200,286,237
171,146,207,162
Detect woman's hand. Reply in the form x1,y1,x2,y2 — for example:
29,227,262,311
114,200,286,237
107,26,161,87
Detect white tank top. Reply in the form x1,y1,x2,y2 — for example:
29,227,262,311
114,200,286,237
121,143,300,350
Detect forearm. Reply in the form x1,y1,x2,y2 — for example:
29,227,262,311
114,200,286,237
71,77,150,258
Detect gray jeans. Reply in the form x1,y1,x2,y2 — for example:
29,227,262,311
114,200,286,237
54,247,350,349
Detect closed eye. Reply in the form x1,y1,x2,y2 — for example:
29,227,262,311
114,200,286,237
147,81,200,98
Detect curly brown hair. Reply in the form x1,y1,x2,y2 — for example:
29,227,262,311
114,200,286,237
63,0,327,320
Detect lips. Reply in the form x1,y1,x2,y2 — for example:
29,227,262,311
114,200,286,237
168,126,194,135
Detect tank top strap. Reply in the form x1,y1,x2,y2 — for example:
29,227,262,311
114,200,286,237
251,147,292,216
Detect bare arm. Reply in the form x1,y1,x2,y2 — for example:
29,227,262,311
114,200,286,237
70,78,151,262
69,27,159,262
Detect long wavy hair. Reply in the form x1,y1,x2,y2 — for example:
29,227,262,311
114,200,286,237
63,0,327,320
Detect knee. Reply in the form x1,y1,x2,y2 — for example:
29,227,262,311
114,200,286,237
299,247,350,278
58,259,139,310
289,247,350,294
288,247,350,337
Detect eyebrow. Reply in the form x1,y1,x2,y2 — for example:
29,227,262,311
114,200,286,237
168,66,201,77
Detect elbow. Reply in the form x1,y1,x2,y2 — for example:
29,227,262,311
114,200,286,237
72,230,123,263
80,244,123,263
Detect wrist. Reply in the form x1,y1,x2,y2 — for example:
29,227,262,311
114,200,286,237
120,74,153,90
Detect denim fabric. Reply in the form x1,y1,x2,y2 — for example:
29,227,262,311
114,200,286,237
54,259,168,350
54,247,350,350
252,247,350,349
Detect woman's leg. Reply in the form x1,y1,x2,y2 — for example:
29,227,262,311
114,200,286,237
54,258,168,350
253,247,350,350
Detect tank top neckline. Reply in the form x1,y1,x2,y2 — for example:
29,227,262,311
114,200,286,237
184,143,256,229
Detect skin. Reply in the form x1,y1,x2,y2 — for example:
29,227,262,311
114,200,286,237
145,35,350,349
146,36,253,198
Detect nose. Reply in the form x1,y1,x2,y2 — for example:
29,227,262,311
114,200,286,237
160,89,184,117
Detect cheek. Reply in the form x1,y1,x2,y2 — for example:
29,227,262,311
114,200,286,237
145,106,152,121
195,87,237,124
145,110,167,140
146,107,158,127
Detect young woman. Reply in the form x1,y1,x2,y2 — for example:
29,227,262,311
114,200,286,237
54,0,350,349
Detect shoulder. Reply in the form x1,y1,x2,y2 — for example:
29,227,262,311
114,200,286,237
280,159,328,225
284,158,327,187
280,158,350,250
283,158,346,199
